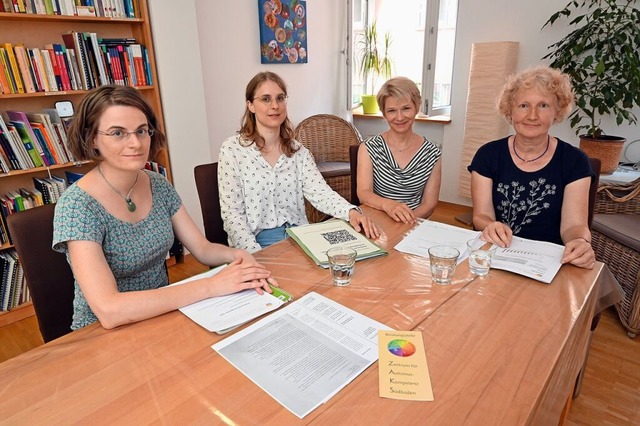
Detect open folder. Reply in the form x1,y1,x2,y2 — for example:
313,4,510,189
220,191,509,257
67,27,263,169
286,219,387,268
173,265,293,334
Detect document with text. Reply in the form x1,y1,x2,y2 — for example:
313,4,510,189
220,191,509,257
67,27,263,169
212,292,390,418
490,236,564,284
174,265,292,334
394,220,480,263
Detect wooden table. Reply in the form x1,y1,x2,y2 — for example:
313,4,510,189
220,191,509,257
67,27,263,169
0,208,604,424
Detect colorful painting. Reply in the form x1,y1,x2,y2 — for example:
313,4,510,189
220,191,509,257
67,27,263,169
258,0,307,64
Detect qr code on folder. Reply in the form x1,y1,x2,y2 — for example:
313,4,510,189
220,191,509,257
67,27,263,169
321,229,357,245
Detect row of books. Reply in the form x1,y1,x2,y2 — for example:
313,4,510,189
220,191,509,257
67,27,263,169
0,34,152,95
0,173,70,245
0,109,76,173
0,248,27,312
0,0,137,18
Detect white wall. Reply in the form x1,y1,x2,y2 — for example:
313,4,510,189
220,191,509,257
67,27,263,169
195,0,349,161
147,0,210,229
150,0,640,227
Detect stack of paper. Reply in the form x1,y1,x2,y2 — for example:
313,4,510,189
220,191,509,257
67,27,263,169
212,292,390,418
286,219,387,268
174,265,293,334
394,220,480,263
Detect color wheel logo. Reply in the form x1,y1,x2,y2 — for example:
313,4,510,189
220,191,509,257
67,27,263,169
387,339,416,357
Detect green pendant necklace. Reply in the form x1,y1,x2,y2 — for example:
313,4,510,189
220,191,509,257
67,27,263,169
98,166,139,212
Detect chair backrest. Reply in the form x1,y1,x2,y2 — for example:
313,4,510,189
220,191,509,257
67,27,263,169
294,114,363,163
350,144,361,205
194,162,228,246
588,157,601,228
6,204,75,343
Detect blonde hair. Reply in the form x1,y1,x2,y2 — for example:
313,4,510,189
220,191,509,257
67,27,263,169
376,76,422,112
497,65,574,123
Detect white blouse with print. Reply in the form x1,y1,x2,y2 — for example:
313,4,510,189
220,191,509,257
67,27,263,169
218,134,355,252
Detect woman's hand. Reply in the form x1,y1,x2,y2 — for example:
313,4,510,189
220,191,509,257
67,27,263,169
481,221,513,248
562,238,596,269
209,257,274,296
382,200,416,224
349,209,380,240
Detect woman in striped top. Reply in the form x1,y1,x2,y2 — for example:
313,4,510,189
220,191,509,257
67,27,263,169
357,77,442,224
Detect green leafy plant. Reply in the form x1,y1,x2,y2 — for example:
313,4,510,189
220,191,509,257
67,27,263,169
357,21,394,95
542,0,640,138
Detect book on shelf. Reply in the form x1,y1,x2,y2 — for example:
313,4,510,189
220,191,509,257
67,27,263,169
2,43,25,94
65,170,84,185
27,47,50,92
0,249,27,312
6,111,50,167
0,47,16,94
12,44,37,93
42,44,64,91
285,219,387,268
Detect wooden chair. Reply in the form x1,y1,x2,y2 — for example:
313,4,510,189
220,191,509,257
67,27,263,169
6,204,75,343
294,114,363,222
194,162,228,246
350,144,361,205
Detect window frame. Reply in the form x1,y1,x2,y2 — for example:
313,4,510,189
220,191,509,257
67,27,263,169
347,0,457,117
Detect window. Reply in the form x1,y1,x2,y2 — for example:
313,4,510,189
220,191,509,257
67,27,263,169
349,0,459,116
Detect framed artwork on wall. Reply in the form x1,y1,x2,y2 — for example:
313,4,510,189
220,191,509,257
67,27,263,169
258,0,307,64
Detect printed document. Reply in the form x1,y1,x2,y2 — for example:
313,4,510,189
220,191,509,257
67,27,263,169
286,219,387,267
212,292,390,418
174,266,290,333
394,220,480,263
490,236,564,284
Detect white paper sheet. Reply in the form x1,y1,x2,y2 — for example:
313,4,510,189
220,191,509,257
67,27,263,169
490,236,564,284
394,220,480,263
212,292,390,418
175,265,286,333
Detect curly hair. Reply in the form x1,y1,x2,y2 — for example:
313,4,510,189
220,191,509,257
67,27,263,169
497,65,574,124
239,71,297,157
66,85,166,162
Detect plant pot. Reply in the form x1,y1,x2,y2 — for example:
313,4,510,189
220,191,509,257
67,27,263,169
361,95,379,114
579,135,625,174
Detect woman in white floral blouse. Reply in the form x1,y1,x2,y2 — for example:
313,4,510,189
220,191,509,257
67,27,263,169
218,72,379,252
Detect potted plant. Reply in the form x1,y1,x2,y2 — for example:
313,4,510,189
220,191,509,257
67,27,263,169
542,0,640,173
357,21,394,114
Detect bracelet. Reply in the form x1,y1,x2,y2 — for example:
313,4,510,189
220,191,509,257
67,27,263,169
576,237,591,244
351,206,363,215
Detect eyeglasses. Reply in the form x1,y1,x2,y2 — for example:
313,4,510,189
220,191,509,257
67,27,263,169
97,128,155,142
252,94,288,105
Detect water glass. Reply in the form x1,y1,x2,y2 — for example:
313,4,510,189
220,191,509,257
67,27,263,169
327,247,357,286
428,245,460,285
466,238,497,277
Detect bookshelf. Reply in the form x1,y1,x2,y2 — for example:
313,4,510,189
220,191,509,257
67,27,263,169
0,0,175,325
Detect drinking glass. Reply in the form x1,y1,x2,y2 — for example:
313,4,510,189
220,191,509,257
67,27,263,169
466,238,497,277
327,247,357,286
428,245,460,285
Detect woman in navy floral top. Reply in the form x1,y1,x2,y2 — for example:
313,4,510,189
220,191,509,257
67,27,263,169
468,66,596,269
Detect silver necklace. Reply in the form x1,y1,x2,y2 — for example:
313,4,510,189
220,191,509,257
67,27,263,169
513,135,550,163
98,166,139,212
387,135,414,152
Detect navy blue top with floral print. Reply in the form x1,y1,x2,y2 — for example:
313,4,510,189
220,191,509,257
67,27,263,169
468,137,594,245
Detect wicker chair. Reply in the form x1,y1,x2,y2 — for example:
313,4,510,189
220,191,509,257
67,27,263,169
294,114,363,222
591,178,640,337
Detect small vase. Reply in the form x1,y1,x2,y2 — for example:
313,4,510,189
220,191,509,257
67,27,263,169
579,135,625,174
361,95,379,114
